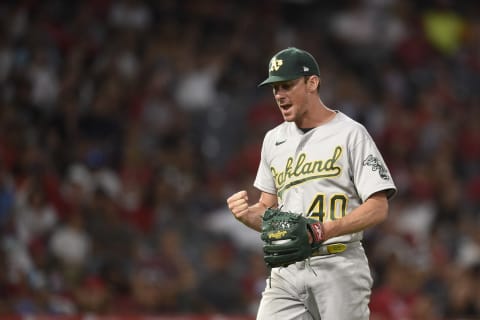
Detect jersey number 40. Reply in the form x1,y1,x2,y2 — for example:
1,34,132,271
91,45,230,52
307,193,348,222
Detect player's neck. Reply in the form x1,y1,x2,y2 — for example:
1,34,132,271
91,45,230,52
296,101,336,129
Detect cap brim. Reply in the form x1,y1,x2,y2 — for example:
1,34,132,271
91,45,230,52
258,75,299,87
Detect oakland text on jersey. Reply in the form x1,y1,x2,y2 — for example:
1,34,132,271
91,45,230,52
271,146,343,198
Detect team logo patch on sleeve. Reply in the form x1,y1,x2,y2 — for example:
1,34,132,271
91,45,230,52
363,155,390,180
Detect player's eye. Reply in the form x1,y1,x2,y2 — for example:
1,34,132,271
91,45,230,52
272,81,294,94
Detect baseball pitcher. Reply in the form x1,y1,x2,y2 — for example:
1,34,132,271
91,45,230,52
227,47,397,320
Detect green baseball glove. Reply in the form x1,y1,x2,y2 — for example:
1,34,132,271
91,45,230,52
261,207,325,268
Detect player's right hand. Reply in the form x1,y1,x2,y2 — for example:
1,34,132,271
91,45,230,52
227,190,249,219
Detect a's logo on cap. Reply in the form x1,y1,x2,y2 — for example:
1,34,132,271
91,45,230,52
303,66,309,72
269,57,283,72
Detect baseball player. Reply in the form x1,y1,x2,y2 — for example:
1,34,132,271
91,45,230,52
227,47,397,320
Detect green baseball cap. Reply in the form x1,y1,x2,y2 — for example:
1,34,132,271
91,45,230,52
258,47,320,87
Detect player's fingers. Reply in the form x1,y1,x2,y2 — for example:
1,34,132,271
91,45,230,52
227,190,250,219
228,199,248,213
230,201,249,215
230,200,248,219
228,196,248,206
227,190,248,205
230,190,248,201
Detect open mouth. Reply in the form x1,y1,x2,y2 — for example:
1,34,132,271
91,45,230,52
279,103,292,110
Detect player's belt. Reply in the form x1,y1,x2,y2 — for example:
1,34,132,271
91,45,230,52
311,241,361,256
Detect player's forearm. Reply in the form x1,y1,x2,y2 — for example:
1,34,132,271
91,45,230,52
238,202,267,232
322,191,388,240
238,191,277,232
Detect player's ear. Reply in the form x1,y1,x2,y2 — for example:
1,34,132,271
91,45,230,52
306,76,320,93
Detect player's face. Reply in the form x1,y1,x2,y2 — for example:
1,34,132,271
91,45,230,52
271,77,309,123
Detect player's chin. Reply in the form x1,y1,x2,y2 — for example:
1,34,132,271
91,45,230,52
282,113,296,122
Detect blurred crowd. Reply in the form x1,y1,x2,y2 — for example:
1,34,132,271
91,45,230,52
0,0,479,318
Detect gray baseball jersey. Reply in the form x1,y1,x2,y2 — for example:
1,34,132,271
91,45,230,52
253,111,397,319
254,111,396,243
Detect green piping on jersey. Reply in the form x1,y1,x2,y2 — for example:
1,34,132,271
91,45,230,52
271,146,343,199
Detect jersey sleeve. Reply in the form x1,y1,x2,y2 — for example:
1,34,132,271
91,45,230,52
253,131,277,195
349,127,397,202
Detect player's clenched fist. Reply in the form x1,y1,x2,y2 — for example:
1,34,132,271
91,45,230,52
227,190,249,219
